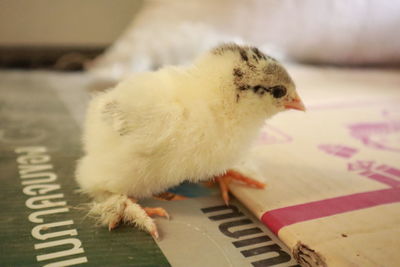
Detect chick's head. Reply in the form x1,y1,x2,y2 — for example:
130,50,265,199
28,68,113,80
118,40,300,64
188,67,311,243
199,43,305,118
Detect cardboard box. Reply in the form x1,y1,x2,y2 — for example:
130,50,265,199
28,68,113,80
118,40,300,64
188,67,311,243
3,65,398,267
230,66,400,267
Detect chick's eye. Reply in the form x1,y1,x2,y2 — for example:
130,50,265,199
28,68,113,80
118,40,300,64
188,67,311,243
271,85,287,98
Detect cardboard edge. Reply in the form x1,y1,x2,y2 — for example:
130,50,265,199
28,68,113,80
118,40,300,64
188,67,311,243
293,242,327,267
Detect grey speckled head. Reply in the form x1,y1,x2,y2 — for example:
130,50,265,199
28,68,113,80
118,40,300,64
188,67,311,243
212,43,295,102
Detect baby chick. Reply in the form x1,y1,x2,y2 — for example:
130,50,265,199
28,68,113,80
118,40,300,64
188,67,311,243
76,43,305,239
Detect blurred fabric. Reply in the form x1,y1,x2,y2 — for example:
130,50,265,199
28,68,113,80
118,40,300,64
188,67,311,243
89,0,400,80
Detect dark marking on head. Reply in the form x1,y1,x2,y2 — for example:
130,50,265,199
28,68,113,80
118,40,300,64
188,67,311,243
248,84,287,98
252,85,263,94
233,67,247,92
213,43,276,64
252,85,271,96
211,43,258,65
236,93,240,102
238,85,250,91
267,55,277,62
212,43,277,73
252,54,259,63
239,49,248,62
251,47,267,60
233,68,244,78
247,62,256,71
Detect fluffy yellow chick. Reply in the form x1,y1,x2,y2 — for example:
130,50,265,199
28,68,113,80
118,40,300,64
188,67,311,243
76,43,305,239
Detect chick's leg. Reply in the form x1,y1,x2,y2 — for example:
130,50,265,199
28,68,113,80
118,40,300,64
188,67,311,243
215,169,266,206
89,194,169,239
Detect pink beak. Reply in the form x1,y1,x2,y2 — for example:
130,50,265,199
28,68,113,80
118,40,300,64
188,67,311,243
284,93,306,111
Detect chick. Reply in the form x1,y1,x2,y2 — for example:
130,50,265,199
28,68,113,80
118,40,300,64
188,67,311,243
76,43,305,239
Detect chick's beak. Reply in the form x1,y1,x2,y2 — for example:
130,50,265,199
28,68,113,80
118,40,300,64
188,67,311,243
284,93,306,111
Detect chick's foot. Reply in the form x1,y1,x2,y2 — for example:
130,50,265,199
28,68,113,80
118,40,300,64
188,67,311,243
215,169,266,206
89,194,168,240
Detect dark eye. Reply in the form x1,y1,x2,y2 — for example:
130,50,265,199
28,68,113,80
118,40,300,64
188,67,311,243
271,85,287,98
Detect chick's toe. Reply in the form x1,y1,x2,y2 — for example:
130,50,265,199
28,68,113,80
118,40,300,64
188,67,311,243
143,207,170,220
215,169,266,206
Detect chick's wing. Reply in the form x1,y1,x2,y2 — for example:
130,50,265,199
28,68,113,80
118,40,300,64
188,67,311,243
98,87,185,156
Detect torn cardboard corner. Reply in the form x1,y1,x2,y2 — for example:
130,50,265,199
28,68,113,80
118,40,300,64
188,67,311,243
293,242,326,267
230,67,400,267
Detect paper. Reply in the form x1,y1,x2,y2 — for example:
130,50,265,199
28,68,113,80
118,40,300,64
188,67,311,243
230,66,400,267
